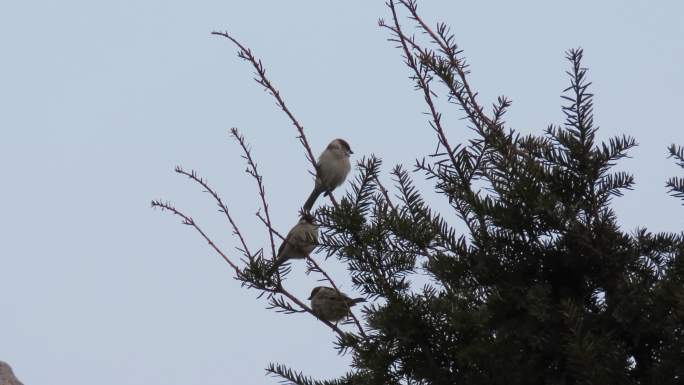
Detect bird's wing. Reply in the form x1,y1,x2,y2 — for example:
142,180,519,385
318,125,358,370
276,236,288,258
321,288,351,302
277,225,299,258
291,223,317,246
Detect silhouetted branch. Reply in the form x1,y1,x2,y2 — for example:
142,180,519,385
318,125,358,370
667,144,684,202
151,200,242,274
382,1,481,238
382,2,465,181
306,256,368,338
230,127,277,260
170,168,253,257
211,30,338,209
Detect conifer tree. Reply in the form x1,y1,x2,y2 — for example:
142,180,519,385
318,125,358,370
153,1,683,384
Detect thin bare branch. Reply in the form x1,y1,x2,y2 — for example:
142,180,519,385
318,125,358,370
278,287,350,338
211,30,338,209
230,127,277,260
151,200,242,274
257,212,367,338
306,257,368,338
174,166,252,257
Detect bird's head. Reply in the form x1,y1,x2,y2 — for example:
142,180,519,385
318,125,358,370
308,286,328,300
328,138,353,156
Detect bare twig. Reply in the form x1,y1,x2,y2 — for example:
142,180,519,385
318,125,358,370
174,167,253,257
305,257,368,338
256,212,368,338
154,199,352,339
151,200,242,274
211,31,338,209
230,128,277,260
279,288,350,338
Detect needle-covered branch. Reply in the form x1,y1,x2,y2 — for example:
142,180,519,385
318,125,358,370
667,144,684,202
255,209,368,337
152,2,684,384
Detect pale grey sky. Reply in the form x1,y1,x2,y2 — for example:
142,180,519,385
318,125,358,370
1,1,683,384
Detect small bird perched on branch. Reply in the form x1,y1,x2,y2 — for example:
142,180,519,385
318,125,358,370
268,212,318,275
308,286,366,323
303,138,353,211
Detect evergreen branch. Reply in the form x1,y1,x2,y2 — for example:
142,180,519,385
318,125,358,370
396,0,496,131
305,256,368,339
349,156,382,214
381,2,462,179
267,295,307,314
266,363,351,385
562,48,596,150
373,173,399,213
666,177,684,200
266,363,321,385
596,171,634,199
666,144,684,202
668,144,684,168
256,211,367,338
392,165,426,221
382,1,484,240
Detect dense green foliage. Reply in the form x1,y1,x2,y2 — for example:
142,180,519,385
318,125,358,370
156,2,683,384
266,4,683,384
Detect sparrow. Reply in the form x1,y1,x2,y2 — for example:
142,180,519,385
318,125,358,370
268,212,318,275
303,139,353,212
308,286,366,323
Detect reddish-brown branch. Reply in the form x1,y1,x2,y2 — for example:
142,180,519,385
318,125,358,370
230,128,277,260
397,0,494,130
377,22,479,127
256,212,367,337
384,1,461,180
174,167,253,257
154,200,351,339
211,31,341,211
382,2,483,238
305,257,368,338
278,288,348,338
151,200,242,274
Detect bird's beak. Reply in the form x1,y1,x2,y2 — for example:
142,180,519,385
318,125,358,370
307,295,313,300
348,149,354,155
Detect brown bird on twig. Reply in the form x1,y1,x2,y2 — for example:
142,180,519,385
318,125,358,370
268,212,318,276
308,286,366,323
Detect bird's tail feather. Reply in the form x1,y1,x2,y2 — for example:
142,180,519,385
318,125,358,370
303,186,323,212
